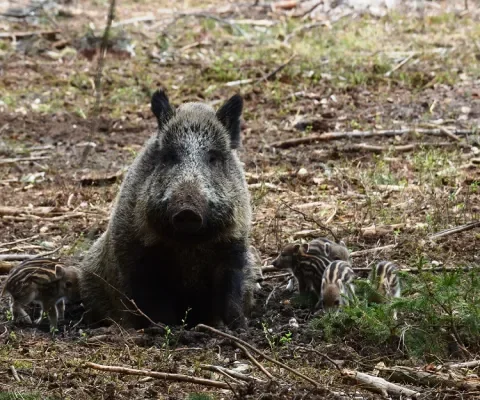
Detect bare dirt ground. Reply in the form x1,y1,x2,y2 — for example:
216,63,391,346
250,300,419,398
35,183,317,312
0,0,479,399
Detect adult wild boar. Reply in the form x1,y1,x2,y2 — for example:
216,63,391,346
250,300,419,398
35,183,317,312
80,90,252,329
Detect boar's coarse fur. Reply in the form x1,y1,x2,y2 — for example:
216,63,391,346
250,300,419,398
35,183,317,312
80,90,252,329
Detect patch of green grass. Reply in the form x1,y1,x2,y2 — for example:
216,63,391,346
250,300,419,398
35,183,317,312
311,266,480,358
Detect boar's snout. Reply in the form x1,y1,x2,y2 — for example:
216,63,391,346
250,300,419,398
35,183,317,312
167,183,207,234
172,208,203,233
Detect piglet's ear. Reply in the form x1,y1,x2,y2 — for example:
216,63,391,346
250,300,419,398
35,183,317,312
216,94,243,149
55,265,65,279
151,89,174,127
324,242,331,257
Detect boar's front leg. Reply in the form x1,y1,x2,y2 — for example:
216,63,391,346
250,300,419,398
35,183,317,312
212,268,246,329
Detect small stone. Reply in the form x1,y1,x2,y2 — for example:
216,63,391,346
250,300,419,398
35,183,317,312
461,106,471,115
289,318,299,329
297,168,308,177
231,363,250,373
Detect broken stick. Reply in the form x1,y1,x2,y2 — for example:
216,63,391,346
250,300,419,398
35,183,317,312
429,221,480,240
269,128,474,149
196,324,319,387
84,362,238,390
343,368,420,398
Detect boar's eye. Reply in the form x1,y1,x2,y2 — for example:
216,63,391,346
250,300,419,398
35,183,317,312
65,281,73,288
207,151,223,166
161,150,179,165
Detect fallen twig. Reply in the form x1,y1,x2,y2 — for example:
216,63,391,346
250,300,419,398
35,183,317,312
261,266,277,274
234,342,274,380
438,126,462,142
360,223,405,238
280,201,338,242
0,235,40,248
0,206,68,216
257,54,296,83
293,228,324,240
2,212,87,222
379,365,478,391
262,272,291,281
81,0,116,166
299,1,322,20
0,156,50,165
350,244,397,257
385,53,416,77
112,14,155,27
284,21,328,43
269,128,475,149
344,142,466,153
343,368,420,398
196,324,319,387
10,365,21,382
126,299,166,332
200,364,265,382
227,19,276,27
224,78,255,87
299,347,342,372
429,221,480,240
0,30,59,39
161,13,246,36
284,12,352,43
84,362,238,389
446,360,480,369
0,247,61,262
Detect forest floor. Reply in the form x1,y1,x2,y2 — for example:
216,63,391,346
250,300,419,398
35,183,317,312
0,0,479,399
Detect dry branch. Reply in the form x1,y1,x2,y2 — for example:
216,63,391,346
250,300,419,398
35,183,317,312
0,247,61,262
385,53,415,77
281,201,338,242
360,224,404,238
446,360,480,369
84,362,237,390
284,12,352,43
0,156,50,164
350,244,397,257
429,221,480,240
344,142,466,153
261,266,278,274
0,235,40,248
234,342,274,380
343,368,420,398
2,212,86,222
112,14,154,27
161,13,246,36
200,364,265,382
269,128,475,149
258,54,295,83
380,365,479,391
9,365,21,382
0,30,59,39
196,324,319,387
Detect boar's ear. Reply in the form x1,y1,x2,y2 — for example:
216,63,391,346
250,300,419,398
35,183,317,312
216,94,243,149
151,89,174,127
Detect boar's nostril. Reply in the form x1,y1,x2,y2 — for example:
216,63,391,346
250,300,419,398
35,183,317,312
172,209,203,233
